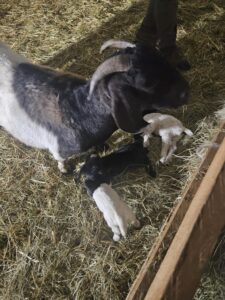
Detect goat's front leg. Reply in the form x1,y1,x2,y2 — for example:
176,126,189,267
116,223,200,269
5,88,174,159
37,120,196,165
163,144,176,164
58,159,76,174
51,150,69,174
145,159,157,177
159,136,171,164
52,152,71,174
143,134,151,148
164,136,180,163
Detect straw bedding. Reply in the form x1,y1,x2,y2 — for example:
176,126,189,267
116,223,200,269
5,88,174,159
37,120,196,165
0,0,225,299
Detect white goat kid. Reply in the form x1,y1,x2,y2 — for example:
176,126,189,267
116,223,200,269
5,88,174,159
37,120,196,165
141,113,193,164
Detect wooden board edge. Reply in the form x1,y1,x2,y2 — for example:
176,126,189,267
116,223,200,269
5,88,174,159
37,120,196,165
144,137,225,300
126,122,225,300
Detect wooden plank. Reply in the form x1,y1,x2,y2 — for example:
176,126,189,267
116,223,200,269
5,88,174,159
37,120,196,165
144,137,225,300
127,122,225,300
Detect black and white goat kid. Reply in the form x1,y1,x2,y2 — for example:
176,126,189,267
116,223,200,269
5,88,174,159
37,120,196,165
77,140,156,241
0,40,189,172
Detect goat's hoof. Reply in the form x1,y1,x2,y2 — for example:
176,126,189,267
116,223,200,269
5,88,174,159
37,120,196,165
113,234,120,242
160,158,171,165
159,158,166,164
145,165,157,178
133,219,141,228
58,162,68,174
58,161,75,175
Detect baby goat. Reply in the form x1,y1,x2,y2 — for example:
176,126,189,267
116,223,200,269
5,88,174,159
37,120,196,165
140,113,193,164
77,140,156,241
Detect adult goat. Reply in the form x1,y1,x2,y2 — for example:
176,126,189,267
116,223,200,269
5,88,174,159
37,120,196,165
0,40,189,172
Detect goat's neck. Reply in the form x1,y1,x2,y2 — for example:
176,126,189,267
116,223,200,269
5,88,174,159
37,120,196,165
66,83,117,149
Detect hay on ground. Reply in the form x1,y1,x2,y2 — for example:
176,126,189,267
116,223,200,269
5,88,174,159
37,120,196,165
0,0,225,299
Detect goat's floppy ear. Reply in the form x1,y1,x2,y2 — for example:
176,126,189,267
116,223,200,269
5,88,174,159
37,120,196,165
110,85,148,133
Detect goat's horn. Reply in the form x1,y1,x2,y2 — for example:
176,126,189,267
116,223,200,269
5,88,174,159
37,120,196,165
100,39,136,54
88,54,131,98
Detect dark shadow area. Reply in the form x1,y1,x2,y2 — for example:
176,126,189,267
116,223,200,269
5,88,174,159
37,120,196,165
45,1,146,72
44,1,222,76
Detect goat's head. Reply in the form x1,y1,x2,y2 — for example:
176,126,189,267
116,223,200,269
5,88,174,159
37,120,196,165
77,155,108,181
89,39,190,133
76,155,111,196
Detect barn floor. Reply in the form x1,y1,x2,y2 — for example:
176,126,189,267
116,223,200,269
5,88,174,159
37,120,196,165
0,0,225,299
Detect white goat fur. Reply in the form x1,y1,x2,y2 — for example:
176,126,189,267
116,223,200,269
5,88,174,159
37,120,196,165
92,183,140,241
0,43,67,169
141,113,193,163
